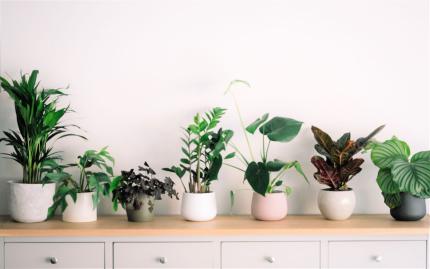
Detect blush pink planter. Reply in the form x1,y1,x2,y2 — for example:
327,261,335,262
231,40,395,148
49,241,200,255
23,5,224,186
251,192,287,221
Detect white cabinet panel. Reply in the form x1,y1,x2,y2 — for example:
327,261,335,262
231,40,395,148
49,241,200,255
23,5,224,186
222,241,320,268
4,242,104,269
329,240,426,268
114,242,215,268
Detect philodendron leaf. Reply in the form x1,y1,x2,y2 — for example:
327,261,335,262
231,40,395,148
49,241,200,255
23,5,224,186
245,162,270,196
382,192,401,209
260,117,303,142
266,159,285,172
246,113,269,134
376,169,399,194
391,158,430,196
370,137,410,169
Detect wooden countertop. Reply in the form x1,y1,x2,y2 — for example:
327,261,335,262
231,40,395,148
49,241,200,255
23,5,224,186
0,215,428,237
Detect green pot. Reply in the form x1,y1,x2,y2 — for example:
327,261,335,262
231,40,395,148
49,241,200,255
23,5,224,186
125,194,155,222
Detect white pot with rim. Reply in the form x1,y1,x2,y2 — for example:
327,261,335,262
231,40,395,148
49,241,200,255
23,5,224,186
181,192,217,221
62,192,97,222
318,188,356,220
9,181,56,223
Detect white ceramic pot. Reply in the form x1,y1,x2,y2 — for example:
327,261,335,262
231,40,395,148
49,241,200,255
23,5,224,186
318,189,356,220
62,192,97,223
9,181,56,223
181,192,217,221
251,192,287,221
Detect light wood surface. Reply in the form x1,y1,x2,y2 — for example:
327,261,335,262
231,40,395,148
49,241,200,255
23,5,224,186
0,215,428,237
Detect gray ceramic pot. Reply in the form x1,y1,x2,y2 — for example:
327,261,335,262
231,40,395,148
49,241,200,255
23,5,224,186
125,194,155,222
390,192,426,221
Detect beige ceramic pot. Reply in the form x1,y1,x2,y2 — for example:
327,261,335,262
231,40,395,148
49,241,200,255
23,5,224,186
251,192,287,221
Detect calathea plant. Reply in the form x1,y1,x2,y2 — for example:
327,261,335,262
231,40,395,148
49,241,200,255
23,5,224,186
44,147,118,217
225,80,308,196
163,107,234,193
111,162,179,212
370,137,430,209
0,70,85,184
311,125,385,190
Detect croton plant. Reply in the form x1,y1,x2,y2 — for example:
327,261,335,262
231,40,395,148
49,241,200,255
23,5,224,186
311,125,385,191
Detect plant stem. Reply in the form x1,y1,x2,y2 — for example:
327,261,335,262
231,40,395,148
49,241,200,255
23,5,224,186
224,163,246,172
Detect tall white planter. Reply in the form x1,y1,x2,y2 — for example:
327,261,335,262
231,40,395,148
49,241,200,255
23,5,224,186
318,189,356,220
62,192,97,223
9,181,55,223
181,192,217,221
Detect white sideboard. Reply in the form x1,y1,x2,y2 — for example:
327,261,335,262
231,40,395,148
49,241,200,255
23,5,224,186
0,215,428,269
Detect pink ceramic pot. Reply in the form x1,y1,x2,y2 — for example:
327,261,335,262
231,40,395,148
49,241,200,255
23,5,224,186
251,192,287,221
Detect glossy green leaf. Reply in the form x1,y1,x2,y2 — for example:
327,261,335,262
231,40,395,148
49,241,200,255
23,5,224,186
260,117,302,142
411,151,430,162
246,113,269,134
376,169,399,194
245,162,270,196
370,137,410,169
391,158,430,196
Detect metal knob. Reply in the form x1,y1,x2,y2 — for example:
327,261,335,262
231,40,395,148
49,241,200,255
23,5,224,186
159,257,167,264
374,255,383,262
266,256,276,263
49,257,58,264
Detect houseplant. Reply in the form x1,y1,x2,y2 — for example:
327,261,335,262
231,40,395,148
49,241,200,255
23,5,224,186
311,125,384,220
163,107,234,221
225,80,308,221
0,70,84,223
369,137,430,221
45,147,117,222
111,162,179,222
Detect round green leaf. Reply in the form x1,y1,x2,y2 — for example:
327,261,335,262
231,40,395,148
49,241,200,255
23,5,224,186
370,138,410,169
376,169,399,194
259,117,303,142
391,159,430,196
411,151,430,162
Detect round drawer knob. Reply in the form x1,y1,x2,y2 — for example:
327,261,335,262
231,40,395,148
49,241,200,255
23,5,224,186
159,257,167,264
374,255,383,262
266,256,276,263
49,257,58,264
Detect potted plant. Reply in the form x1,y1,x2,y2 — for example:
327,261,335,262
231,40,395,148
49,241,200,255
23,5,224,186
311,125,384,220
225,80,308,221
369,137,430,221
111,162,179,222
164,107,234,221
45,147,117,222
0,70,84,223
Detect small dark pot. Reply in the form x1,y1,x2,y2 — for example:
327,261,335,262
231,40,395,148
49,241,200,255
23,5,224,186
125,195,155,222
390,192,426,221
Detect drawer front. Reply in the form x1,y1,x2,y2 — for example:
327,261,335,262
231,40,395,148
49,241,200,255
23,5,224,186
222,241,320,268
5,242,105,268
329,241,426,268
114,242,215,268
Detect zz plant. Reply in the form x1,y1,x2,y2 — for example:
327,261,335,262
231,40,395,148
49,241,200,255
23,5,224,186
45,147,118,217
164,107,234,193
225,80,308,196
370,137,430,208
0,70,84,184
311,125,384,190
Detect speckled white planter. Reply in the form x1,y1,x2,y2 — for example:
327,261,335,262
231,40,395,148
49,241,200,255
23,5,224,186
181,192,217,221
9,181,55,223
62,192,97,223
318,189,356,220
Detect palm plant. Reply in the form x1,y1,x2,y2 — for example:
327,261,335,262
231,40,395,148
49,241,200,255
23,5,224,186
0,70,84,184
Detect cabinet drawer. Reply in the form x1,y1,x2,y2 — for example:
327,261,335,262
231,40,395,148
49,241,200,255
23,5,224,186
329,241,426,268
114,242,215,268
5,242,104,268
222,241,320,268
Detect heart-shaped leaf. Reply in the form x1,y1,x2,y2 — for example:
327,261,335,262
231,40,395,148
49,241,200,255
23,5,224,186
245,162,270,196
391,158,430,196
260,117,303,142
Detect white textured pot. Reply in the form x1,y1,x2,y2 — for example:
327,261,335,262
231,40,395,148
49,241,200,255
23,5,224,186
181,192,217,221
318,189,356,220
9,181,55,223
62,192,97,223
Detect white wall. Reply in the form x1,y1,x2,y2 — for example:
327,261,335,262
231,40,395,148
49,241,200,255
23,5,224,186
0,0,428,215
